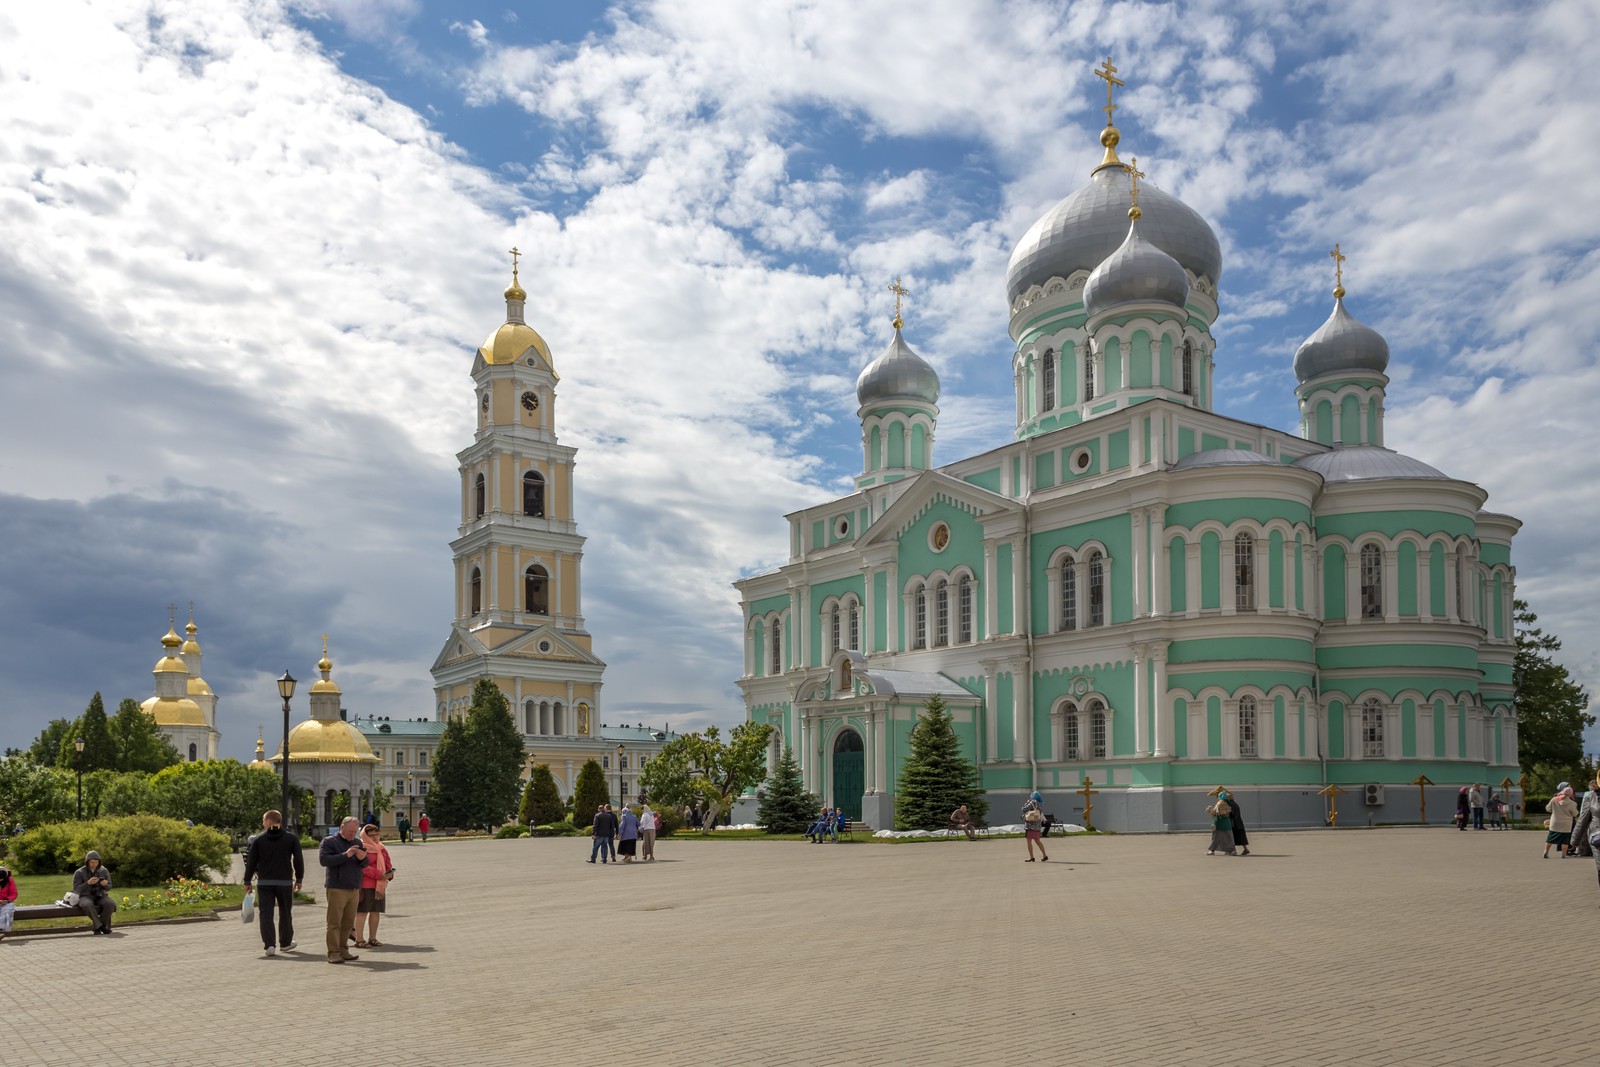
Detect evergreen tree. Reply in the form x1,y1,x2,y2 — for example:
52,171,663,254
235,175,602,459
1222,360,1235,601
27,718,72,767
429,679,527,830
59,693,118,772
893,695,987,830
1514,600,1595,781
519,764,565,825
108,698,181,773
756,745,818,833
571,758,610,825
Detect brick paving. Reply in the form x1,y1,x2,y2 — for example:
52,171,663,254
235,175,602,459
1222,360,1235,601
0,827,1591,1065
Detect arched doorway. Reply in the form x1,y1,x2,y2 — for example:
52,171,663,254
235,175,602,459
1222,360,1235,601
832,729,864,821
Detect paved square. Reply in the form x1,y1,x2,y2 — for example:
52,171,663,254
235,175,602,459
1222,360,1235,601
0,828,1589,1065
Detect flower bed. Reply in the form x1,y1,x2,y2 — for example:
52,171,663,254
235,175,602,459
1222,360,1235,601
119,876,227,912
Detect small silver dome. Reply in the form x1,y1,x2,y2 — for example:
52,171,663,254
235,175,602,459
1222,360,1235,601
1293,297,1390,383
857,328,939,407
1295,447,1449,482
1006,165,1222,306
1082,216,1190,318
1170,448,1277,471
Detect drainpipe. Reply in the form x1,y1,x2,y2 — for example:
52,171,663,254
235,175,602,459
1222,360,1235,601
1021,436,1038,792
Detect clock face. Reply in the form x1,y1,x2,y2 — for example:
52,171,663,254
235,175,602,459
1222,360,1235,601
521,391,539,412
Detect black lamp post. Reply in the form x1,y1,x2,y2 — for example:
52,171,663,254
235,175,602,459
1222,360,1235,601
407,770,415,832
74,736,85,819
616,743,625,805
277,670,296,832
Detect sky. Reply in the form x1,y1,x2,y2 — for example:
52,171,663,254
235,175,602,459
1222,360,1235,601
2,0,1598,759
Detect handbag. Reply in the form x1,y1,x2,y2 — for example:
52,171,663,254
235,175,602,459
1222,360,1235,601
1023,808,1042,824
241,891,254,924
62,892,80,907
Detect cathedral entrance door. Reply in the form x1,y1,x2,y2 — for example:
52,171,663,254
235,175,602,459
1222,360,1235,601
832,729,864,821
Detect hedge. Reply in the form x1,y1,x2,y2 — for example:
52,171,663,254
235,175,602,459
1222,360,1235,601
8,815,230,885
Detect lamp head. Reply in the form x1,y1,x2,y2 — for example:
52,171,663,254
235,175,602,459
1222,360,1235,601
74,736,85,753
277,669,297,701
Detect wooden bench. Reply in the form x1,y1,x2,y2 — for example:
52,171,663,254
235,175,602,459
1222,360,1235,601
837,820,862,840
13,903,87,924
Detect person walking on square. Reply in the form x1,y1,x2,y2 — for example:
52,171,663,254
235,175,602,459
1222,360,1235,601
319,817,367,963
72,851,117,933
638,802,657,862
397,813,411,845
417,813,430,843
244,809,304,957
1569,782,1600,858
1218,789,1251,856
1022,792,1048,862
1544,785,1578,859
1205,796,1237,856
589,805,617,864
951,804,976,841
1468,783,1485,831
355,824,392,947
0,865,16,940
1455,787,1470,831
617,806,640,863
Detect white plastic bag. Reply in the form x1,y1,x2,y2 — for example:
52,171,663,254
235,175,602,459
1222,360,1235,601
241,891,254,924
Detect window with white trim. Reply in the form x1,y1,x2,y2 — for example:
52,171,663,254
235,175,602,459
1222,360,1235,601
957,578,973,643
829,605,841,657
770,620,782,674
1089,700,1108,758
1182,339,1195,396
1042,348,1055,410
1087,551,1106,627
934,579,949,647
1235,533,1256,611
1059,555,1077,631
1362,697,1385,757
1238,696,1258,757
913,587,927,649
1062,701,1080,759
1083,346,1096,402
1360,544,1383,619
848,599,860,651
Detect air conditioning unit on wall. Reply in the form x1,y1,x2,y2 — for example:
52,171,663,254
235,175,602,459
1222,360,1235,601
1364,784,1385,806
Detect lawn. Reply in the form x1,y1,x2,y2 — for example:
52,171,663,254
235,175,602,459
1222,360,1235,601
8,873,245,930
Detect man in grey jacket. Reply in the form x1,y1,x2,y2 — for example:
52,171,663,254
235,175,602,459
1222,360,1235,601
318,817,367,963
72,851,116,934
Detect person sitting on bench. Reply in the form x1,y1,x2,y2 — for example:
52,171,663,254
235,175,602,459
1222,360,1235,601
950,805,976,841
0,865,16,939
832,809,848,841
805,806,832,843
72,851,117,934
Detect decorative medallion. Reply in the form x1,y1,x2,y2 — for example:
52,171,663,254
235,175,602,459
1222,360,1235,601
931,522,951,552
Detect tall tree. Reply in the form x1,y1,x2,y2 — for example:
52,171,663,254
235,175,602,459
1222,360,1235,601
58,693,118,772
893,695,988,830
756,745,818,834
429,679,526,830
637,723,773,828
519,764,565,825
27,718,73,768
570,759,610,824
0,756,74,829
1514,599,1594,779
146,759,284,834
108,698,181,773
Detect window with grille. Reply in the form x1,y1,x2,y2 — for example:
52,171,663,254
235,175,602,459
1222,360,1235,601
1182,339,1195,396
1360,544,1383,618
848,601,860,651
1088,552,1105,626
1362,698,1385,757
934,580,949,647
474,473,485,518
1059,557,1077,631
958,578,973,643
1089,702,1107,758
830,606,840,656
1042,348,1055,410
1235,533,1256,611
470,568,482,615
913,587,927,649
1239,696,1258,757
1063,703,1079,759
770,621,782,673
1083,347,1096,402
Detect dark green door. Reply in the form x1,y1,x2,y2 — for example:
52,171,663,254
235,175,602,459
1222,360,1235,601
832,729,864,821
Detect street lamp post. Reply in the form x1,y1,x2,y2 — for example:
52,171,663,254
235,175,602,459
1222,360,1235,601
407,770,415,834
74,736,85,819
277,670,296,833
617,743,625,806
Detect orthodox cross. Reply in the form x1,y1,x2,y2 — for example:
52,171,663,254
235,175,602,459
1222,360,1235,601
509,245,522,285
1094,56,1123,125
187,599,195,622
320,633,330,662
887,276,910,330
1077,775,1100,830
1127,156,1145,216
1317,783,1348,827
1329,242,1346,296
1412,774,1433,825
167,603,177,626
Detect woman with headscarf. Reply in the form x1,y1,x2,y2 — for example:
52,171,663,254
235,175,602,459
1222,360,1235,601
617,805,640,863
0,865,16,939
1218,788,1251,856
1205,795,1237,856
1545,784,1579,859
1570,781,1600,858
1022,791,1048,862
1455,787,1470,831
354,824,392,947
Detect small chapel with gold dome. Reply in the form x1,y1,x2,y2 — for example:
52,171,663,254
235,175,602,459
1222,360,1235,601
140,610,220,762
270,637,379,827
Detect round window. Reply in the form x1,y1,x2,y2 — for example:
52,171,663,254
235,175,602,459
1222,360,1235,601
538,640,552,653
1070,448,1093,474
834,516,850,537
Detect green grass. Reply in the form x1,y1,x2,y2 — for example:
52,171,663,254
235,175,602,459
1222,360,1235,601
9,874,246,930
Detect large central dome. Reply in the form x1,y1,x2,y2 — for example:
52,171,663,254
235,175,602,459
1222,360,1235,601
1006,163,1222,307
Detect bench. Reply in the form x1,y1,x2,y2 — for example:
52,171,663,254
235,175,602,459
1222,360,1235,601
837,820,862,840
14,903,86,923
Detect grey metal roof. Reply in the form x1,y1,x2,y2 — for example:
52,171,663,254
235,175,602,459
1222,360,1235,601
1006,164,1222,304
353,716,446,738
1294,296,1389,383
599,725,677,743
1170,448,1277,471
1295,447,1450,482
857,328,940,407
1082,216,1190,317
858,668,976,699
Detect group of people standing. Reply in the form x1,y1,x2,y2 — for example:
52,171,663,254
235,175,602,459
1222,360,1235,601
1542,780,1600,863
243,811,398,963
1454,784,1510,830
589,803,659,864
1204,789,1251,857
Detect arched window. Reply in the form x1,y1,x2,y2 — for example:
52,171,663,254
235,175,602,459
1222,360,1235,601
1454,551,1466,618
552,702,564,735
1362,697,1385,757
470,567,482,615
829,606,841,657
1063,702,1080,759
188,742,197,761
524,699,536,734
913,586,927,649
1235,532,1256,611
1083,345,1096,402
1087,551,1106,627
934,580,950,647
1360,544,1383,618
1181,339,1195,396
1238,695,1258,757
525,564,549,615
522,471,545,517
771,621,783,672
847,599,860,651
1059,555,1077,631
1089,700,1108,758
474,473,486,518
1042,348,1056,410
957,578,973,643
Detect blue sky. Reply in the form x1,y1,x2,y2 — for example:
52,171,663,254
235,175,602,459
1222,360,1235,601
2,0,1597,759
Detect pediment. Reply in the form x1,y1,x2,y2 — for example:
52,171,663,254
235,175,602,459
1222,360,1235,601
857,470,1021,549
431,623,487,672
485,625,604,666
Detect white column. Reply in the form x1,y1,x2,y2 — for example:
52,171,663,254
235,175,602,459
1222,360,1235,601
1254,541,1270,614
1383,549,1400,624
1133,644,1149,757
1285,699,1300,759
983,664,999,763
1418,703,1434,758
1075,710,1090,760
983,540,997,640
1011,661,1030,763
573,549,583,622
1185,542,1201,618
1284,538,1298,613
1258,701,1274,760
862,566,876,653
799,587,812,668
1222,701,1239,760
1131,507,1147,616
1385,702,1401,759
886,562,900,653
864,711,876,793
876,713,889,794
1417,549,1432,621
1010,536,1025,635
1345,553,1361,625
1152,507,1168,617
1151,647,1170,758
1074,560,1090,629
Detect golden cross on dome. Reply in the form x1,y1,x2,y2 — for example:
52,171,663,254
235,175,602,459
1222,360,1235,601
167,603,177,626
320,633,330,654
509,246,522,285
1330,243,1347,297
1127,156,1146,219
887,276,910,330
1094,56,1124,126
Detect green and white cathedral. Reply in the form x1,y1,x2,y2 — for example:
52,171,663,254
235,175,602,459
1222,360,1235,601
735,85,1520,832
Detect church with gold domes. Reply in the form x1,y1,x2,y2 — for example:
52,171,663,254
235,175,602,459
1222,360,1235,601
735,60,1522,832
270,638,379,827
140,611,220,762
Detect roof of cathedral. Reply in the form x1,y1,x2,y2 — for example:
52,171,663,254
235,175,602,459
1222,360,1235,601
856,327,940,407
354,716,447,738
1293,295,1389,383
1170,448,1278,470
1081,214,1190,318
274,718,379,763
141,694,207,727
1295,446,1450,482
856,668,977,699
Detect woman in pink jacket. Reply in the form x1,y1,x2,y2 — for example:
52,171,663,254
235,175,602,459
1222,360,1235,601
354,824,393,947
0,865,17,939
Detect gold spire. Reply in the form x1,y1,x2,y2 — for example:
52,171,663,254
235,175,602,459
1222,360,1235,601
1127,156,1146,221
186,600,196,635
318,632,332,672
887,276,910,330
1094,56,1125,169
504,245,526,302
1330,242,1347,299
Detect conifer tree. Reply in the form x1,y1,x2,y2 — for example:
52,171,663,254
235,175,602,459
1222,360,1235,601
429,679,527,829
59,693,118,772
757,745,818,834
109,697,181,773
519,763,565,825
893,695,987,830
571,758,610,825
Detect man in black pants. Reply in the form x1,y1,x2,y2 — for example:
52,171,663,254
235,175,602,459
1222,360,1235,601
244,809,305,957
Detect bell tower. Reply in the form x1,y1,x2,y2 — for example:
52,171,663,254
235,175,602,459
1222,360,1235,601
430,250,606,740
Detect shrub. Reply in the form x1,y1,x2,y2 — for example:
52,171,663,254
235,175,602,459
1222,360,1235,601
629,804,684,836
8,815,229,884
531,820,580,837
494,824,528,839
7,822,78,875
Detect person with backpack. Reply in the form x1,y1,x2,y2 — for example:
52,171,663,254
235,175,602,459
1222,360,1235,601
1022,792,1048,862
1205,797,1237,856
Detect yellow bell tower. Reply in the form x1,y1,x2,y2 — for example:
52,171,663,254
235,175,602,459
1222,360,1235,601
430,250,605,741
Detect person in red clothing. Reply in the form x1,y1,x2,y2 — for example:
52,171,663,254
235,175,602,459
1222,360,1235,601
0,865,17,939
417,813,430,843
354,824,393,948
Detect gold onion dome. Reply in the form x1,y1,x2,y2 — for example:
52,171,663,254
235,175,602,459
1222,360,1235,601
279,720,377,762
311,640,341,695
182,618,201,655
141,694,206,727
247,734,273,771
161,626,182,649
187,676,214,697
482,248,551,367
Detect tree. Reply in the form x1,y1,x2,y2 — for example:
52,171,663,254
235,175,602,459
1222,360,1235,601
519,764,565,825
1514,600,1595,782
893,695,988,830
637,722,774,829
89,770,155,818
0,756,74,829
756,745,818,834
27,719,73,768
58,692,118,772
370,781,395,822
147,760,284,834
570,759,610,825
429,678,527,829
108,698,180,773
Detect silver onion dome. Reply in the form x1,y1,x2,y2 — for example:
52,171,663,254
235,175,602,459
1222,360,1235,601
1293,297,1390,383
1006,164,1222,306
857,328,940,407
1081,216,1190,318
1295,447,1449,482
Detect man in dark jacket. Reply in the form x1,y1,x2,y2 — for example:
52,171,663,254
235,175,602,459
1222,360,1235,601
72,851,116,934
589,805,617,864
244,809,304,957
318,817,367,963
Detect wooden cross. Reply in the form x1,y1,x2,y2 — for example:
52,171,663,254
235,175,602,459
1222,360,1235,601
1330,242,1346,294
887,276,910,329
1503,775,1519,819
1094,56,1123,125
1412,774,1433,824
1317,783,1348,827
1077,775,1099,830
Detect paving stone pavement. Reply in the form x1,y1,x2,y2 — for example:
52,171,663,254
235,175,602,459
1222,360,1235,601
0,827,1590,1065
